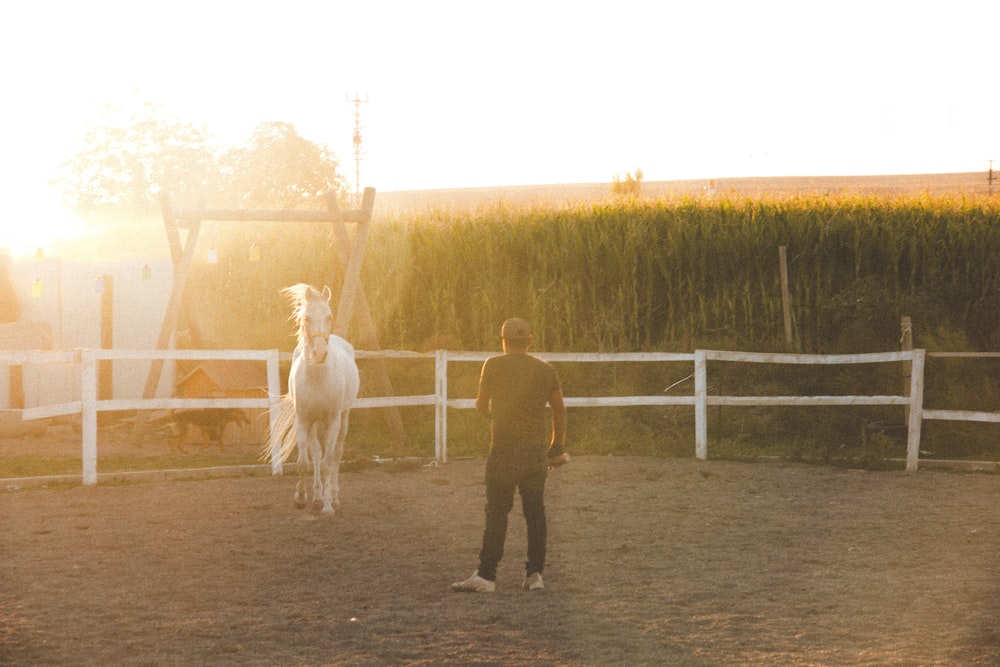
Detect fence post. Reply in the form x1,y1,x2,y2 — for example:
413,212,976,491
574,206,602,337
694,350,708,460
266,349,283,476
779,246,794,350
435,349,448,463
81,348,98,485
905,348,926,472
900,316,912,424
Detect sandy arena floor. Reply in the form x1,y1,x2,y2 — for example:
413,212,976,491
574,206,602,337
3,455,1000,666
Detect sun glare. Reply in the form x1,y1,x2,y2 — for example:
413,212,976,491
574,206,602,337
1,203,89,260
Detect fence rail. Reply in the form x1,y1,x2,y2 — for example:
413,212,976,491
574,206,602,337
3,347,1000,484
4,349,282,484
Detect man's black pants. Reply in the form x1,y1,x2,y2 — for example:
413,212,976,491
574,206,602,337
477,459,547,581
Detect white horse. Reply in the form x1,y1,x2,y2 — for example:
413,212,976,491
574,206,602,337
272,283,359,514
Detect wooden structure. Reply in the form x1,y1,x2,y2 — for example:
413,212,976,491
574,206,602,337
138,187,405,444
0,321,52,410
0,322,52,438
168,360,267,449
175,360,268,399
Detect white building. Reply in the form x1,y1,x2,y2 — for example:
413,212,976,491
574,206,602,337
1,250,176,410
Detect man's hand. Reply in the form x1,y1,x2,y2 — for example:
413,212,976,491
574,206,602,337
548,449,569,470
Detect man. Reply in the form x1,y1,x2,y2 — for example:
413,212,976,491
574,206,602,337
451,318,567,593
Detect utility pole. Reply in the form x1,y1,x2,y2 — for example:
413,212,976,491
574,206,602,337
347,92,368,206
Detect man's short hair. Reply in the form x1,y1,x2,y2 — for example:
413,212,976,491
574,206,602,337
500,318,531,342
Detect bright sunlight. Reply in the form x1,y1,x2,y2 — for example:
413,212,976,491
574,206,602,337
1,197,90,260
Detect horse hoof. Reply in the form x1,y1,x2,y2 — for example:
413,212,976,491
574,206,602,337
294,497,307,510
321,505,336,515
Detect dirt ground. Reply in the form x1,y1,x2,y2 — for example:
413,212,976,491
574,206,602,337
3,451,1000,666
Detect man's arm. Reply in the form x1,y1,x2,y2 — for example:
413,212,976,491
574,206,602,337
476,386,492,417
548,388,567,455
475,360,492,417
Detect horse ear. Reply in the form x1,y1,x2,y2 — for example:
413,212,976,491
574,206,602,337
322,285,332,302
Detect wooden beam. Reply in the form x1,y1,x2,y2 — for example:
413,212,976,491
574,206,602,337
325,190,406,449
333,187,375,334
173,208,372,225
134,196,204,442
140,195,201,400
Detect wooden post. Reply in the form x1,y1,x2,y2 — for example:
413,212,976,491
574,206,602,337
81,348,98,485
143,195,201,400
265,348,283,475
334,187,375,333
99,275,113,401
694,350,708,460
9,365,23,409
779,246,793,351
905,348,925,472
435,349,447,463
1,322,52,410
900,316,912,424
134,195,202,442
325,191,407,449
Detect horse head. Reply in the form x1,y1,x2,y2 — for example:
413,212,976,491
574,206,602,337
302,285,334,364
284,283,335,364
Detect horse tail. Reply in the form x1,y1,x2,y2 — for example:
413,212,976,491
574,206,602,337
261,395,298,464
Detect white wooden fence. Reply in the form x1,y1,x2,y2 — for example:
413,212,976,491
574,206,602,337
4,347,1000,484
7,349,283,484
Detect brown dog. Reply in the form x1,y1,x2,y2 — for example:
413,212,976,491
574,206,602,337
158,409,250,453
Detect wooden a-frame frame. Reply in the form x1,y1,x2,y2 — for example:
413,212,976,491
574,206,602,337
137,187,405,445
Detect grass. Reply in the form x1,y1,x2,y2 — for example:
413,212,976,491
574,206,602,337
0,453,266,479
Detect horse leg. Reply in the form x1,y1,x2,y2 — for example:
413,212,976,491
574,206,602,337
293,419,311,509
310,423,326,511
325,411,350,514
319,414,345,515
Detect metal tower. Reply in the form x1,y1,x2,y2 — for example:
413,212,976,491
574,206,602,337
347,92,368,206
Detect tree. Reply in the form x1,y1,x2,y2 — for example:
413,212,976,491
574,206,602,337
56,104,346,214
219,122,346,209
56,100,221,214
611,168,643,197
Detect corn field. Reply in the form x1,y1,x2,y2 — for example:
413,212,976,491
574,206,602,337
356,194,1000,354
189,192,1000,356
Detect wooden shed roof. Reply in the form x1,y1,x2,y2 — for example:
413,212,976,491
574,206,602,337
174,360,266,390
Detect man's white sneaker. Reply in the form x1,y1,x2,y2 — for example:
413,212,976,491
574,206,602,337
522,572,544,591
451,570,496,593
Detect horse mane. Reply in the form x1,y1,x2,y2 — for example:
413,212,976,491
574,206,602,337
281,283,322,319
281,283,331,347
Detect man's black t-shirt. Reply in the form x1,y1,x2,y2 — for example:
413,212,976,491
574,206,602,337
479,352,561,464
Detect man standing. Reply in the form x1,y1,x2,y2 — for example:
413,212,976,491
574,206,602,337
451,318,567,593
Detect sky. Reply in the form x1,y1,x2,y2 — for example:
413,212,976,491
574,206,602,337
1,0,998,252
